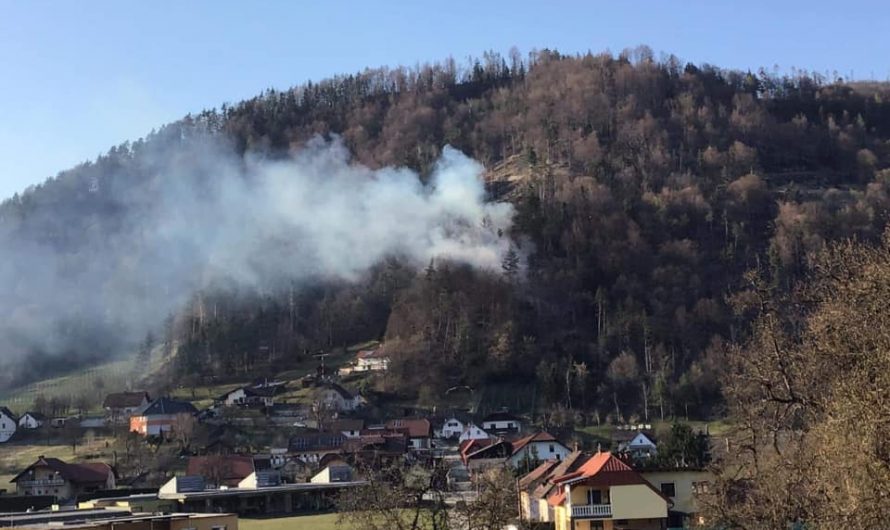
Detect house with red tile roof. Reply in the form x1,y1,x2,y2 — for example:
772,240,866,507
508,431,571,469
544,451,670,530
385,418,432,450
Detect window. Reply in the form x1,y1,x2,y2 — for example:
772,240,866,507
587,489,602,504
660,482,676,497
549,444,555,453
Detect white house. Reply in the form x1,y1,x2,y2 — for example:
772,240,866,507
438,416,466,439
458,423,491,442
507,432,571,467
0,407,17,442
313,383,364,412
355,349,389,372
481,411,521,433
18,412,46,430
617,431,658,459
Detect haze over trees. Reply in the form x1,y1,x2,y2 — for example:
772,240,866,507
2,46,890,425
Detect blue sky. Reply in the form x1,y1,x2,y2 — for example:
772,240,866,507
1,0,889,200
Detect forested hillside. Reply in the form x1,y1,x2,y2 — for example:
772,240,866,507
3,47,890,421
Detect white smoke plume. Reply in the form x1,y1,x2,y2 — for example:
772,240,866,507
0,136,514,382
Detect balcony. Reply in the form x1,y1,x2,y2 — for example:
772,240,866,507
18,478,66,487
572,503,612,519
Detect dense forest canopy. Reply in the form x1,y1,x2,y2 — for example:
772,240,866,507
2,46,890,422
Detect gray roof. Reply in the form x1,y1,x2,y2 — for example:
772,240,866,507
140,397,198,416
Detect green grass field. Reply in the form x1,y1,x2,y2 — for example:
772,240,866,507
240,514,342,530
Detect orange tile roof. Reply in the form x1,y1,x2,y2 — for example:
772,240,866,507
547,489,566,506
510,431,560,456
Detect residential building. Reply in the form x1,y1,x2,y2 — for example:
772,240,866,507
216,384,286,408
385,418,432,450
640,468,713,528
520,450,587,523
102,392,151,424
312,383,364,412
18,411,46,429
355,348,389,372
458,423,490,442
615,430,658,460
436,416,466,439
12,456,115,500
288,432,348,464
547,452,669,530
481,411,521,433
0,407,18,442
460,431,569,470
129,397,198,436
509,431,571,468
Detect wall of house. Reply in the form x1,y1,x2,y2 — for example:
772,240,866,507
458,425,489,442
554,505,568,530
640,470,711,515
0,413,16,442
609,484,667,520
509,442,570,467
442,419,464,438
482,420,519,431
19,415,40,429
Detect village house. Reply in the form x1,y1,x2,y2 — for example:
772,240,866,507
614,430,658,460
435,414,488,441
545,451,670,530
385,418,432,450
460,431,569,470
18,411,46,429
129,397,198,437
103,391,151,424
509,431,571,468
217,383,287,408
288,432,348,464
481,411,522,434
459,423,491,442
312,383,364,412
354,348,389,372
12,456,115,500
640,468,713,528
0,406,18,442
519,451,587,523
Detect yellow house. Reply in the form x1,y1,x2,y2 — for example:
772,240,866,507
547,452,670,530
640,469,713,527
